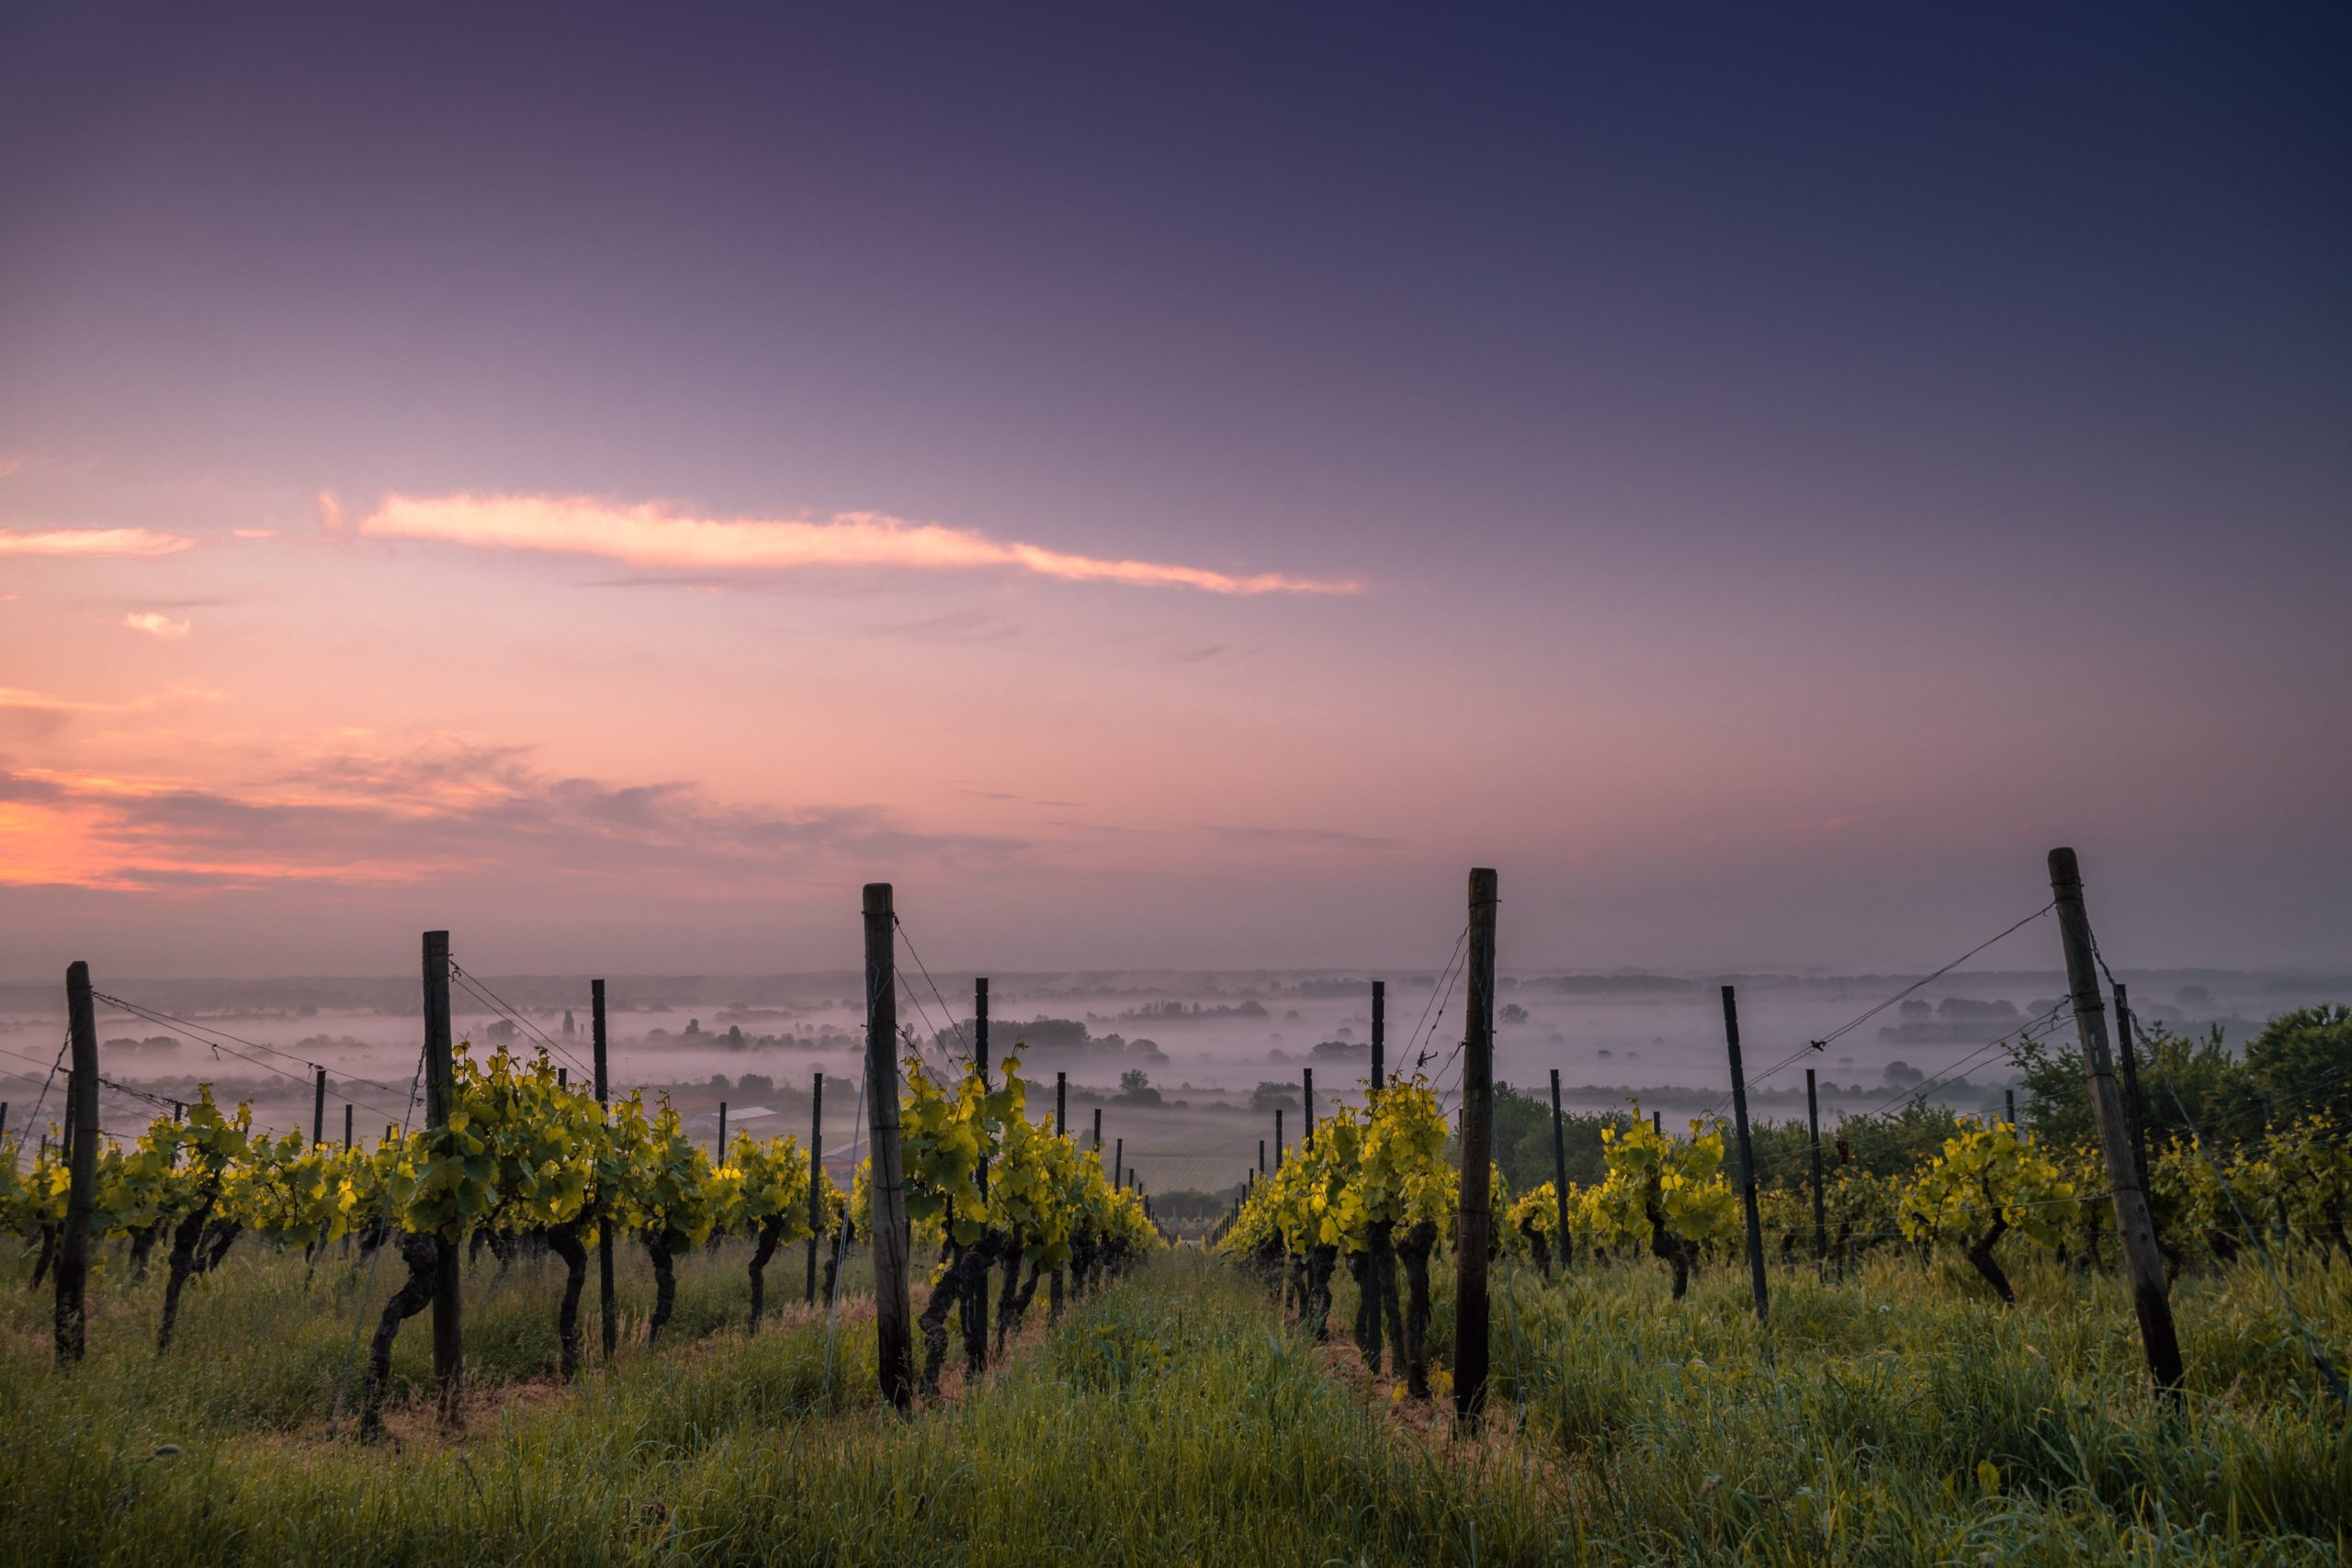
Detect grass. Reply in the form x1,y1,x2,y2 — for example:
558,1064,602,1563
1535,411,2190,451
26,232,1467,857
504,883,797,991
1,1230,2346,1564
1335,1242,2352,1563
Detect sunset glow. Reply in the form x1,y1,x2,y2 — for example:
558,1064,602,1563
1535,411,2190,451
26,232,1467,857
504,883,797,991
0,6,2344,981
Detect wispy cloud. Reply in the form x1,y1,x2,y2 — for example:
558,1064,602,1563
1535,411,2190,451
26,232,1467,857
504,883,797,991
355,492,1363,596
873,609,1023,644
0,688,167,715
124,611,192,639
0,527,195,558
0,743,1026,894
1207,824,1402,851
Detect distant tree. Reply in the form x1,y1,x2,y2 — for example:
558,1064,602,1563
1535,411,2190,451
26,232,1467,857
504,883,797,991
1115,1067,1162,1107
2245,1005,2352,1129
1498,1003,1529,1026
2010,1020,2256,1149
1005,1018,1091,1052
1936,998,2018,1020
1308,1039,1363,1060
1478,1082,1633,1190
1249,1081,1301,1114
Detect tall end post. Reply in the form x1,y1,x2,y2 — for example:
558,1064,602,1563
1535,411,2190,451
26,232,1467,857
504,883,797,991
2048,847,2183,1401
863,884,914,1411
1454,866,1498,1424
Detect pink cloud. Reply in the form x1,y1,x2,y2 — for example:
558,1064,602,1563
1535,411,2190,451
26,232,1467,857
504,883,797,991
124,611,193,639
0,527,195,558
0,743,1024,895
357,491,1363,595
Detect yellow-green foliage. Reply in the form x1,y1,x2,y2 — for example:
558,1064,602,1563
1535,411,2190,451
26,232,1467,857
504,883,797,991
712,1129,816,1246
1897,1120,2075,1249
1591,1107,1742,1249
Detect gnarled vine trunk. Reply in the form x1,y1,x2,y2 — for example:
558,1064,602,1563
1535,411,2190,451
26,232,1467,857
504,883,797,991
1645,1201,1693,1300
361,1232,440,1438
1964,1211,2015,1304
919,1236,1001,1395
994,1225,1025,1356
1398,1219,1436,1400
546,1224,589,1377
1370,1220,1404,1376
156,1198,219,1355
1522,1222,1552,1283
129,1222,163,1282
643,1233,678,1344
746,1216,783,1331
200,1218,240,1272
28,1225,58,1289
1304,1244,1338,1342
918,1246,962,1395
1347,1248,1379,1369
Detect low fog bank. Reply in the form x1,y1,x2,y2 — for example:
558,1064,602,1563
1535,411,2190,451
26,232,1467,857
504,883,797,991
6,966,2341,1190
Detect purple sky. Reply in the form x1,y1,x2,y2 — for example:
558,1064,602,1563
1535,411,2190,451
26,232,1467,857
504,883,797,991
2,5,2347,978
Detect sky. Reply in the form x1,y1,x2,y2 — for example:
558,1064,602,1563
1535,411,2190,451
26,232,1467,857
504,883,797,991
2,4,2347,980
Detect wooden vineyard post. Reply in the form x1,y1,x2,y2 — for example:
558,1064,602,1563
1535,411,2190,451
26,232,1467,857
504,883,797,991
1371,980,1385,1095
1454,868,1498,1423
2049,847,2184,1402
1258,1138,1265,1174
807,1071,823,1305
975,978,990,1192
2112,980,2153,1195
717,1102,728,1157
863,884,914,1412
1652,1111,1662,1136
2006,1089,2018,1129
593,979,616,1360
1056,1071,1068,1138
1114,1137,1124,1191
1722,986,1769,1325
1806,1068,1827,1269
975,978,990,1080
971,977,991,1371
1092,1107,1102,1154
312,1066,327,1150
1549,1068,1571,1258
344,1101,354,1151
1303,1067,1315,1145
56,961,98,1363
1273,1110,1283,1171
423,931,462,1418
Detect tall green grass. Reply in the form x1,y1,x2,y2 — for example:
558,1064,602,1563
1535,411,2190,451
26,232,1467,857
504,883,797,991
3,1231,2346,1564
1340,1241,2351,1562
